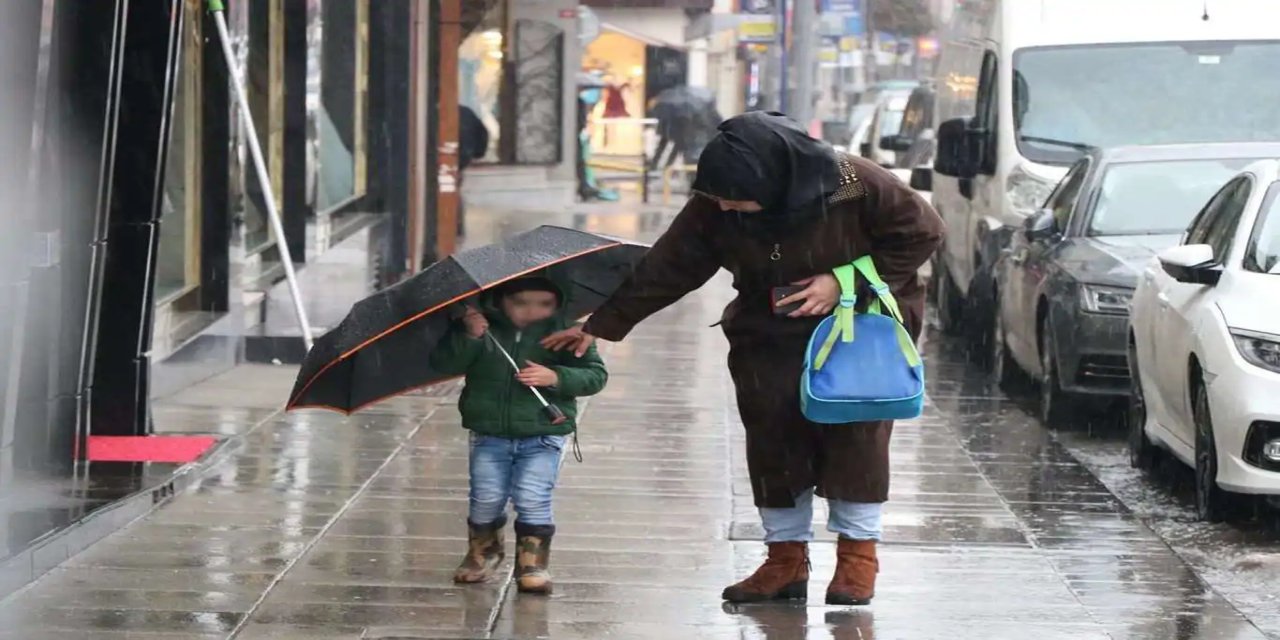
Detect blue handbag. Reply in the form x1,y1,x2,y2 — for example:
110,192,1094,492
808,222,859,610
800,256,925,424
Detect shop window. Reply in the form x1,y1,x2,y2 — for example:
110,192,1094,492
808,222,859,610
226,0,283,261
315,0,368,213
156,0,203,303
459,6,507,165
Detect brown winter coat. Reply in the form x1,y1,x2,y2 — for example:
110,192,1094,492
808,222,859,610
583,154,944,508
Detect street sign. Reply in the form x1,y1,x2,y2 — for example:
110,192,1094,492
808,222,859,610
822,0,862,12
737,17,777,43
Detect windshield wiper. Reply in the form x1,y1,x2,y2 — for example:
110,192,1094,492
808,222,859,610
1018,135,1094,153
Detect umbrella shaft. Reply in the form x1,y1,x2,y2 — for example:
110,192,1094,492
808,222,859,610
484,332,551,408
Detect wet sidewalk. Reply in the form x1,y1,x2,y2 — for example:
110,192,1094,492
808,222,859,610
0,205,1272,639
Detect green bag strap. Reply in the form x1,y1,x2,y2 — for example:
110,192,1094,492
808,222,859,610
813,264,857,370
812,258,922,371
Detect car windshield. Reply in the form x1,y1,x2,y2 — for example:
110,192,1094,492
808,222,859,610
1013,41,1280,165
1245,183,1280,274
1088,158,1256,236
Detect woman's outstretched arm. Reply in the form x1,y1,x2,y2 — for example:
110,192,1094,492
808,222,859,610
580,200,722,342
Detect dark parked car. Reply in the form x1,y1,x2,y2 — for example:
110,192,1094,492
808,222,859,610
990,143,1280,426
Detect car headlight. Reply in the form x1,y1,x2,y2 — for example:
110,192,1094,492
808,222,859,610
1006,165,1057,218
1080,284,1133,315
1231,329,1280,374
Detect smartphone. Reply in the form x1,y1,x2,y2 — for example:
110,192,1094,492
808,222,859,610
771,285,805,316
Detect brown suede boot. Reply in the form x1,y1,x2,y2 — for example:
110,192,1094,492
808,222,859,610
826,538,878,606
453,516,506,584
721,541,810,603
515,522,555,595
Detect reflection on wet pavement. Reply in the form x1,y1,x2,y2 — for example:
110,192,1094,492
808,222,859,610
0,201,1273,639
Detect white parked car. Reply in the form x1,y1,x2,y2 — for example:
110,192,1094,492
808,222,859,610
1128,159,1280,521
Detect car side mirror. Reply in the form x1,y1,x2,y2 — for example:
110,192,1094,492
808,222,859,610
881,134,912,152
934,117,976,178
1024,208,1057,241
1158,244,1221,285
909,166,933,192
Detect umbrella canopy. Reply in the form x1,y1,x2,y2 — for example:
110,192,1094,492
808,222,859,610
286,226,648,414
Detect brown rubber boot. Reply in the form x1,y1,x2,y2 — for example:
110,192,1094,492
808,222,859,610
825,538,878,606
515,522,555,595
722,541,810,603
453,516,506,584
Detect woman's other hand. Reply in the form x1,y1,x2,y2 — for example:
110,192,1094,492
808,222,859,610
540,325,597,357
778,274,841,318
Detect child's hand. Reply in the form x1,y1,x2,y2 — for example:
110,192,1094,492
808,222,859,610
516,361,558,388
462,307,488,338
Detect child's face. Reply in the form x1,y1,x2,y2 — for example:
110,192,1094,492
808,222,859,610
501,290,558,328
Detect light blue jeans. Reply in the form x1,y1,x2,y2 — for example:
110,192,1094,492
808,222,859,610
760,488,883,543
468,433,566,526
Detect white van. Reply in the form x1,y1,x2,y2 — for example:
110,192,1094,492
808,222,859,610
927,0,1280,343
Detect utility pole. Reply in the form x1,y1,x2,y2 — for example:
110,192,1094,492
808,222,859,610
777,0,789,113
864,0,877,86
790,0,818,126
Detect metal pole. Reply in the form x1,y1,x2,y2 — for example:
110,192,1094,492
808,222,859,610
791,0,818,127
777,0,789,113
207,0,314,350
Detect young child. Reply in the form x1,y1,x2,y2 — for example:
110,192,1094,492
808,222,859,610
429,276,607,594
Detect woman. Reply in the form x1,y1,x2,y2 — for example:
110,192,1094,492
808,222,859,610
542,112,944,605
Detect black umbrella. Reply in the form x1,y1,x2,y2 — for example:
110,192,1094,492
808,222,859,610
286,226,648,414
651,86,722,132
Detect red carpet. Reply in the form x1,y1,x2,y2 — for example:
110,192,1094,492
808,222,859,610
87,435,218,463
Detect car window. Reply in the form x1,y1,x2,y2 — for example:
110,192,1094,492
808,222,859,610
1186,183,1234,245
1187,177,1251,262
1087,158,1256,236
899,90,933,139
974,51,998,171
1044,159,1089,230
1244,182,1280,273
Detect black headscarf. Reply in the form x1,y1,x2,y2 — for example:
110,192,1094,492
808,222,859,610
690,111,841,237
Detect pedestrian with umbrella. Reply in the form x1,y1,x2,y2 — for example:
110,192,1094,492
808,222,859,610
285,226,647,594
430,275,607,594
542,112,944,606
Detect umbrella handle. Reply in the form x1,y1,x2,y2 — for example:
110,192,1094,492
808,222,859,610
542,404,568,426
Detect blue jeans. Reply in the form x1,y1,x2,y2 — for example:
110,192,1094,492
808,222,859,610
468,433,566,527
760,488,883,543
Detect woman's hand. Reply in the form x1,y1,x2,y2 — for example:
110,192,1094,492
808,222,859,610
540,324,597,357
777,273,841,318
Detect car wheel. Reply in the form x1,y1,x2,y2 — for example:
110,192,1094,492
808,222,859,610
933,257,963,336
1038,317,1075,428
1126,340,1157,471
1193,380,1245,522
990,302,1023,390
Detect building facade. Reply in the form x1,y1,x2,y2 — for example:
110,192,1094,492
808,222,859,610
0,0,471,597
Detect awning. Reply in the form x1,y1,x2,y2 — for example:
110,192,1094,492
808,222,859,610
600,22,687,50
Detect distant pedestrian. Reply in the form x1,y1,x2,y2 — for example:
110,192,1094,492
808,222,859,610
542,112,943,606
430,276,608,595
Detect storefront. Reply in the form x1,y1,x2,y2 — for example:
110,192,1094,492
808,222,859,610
457,0,573,168
0,0,446,598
